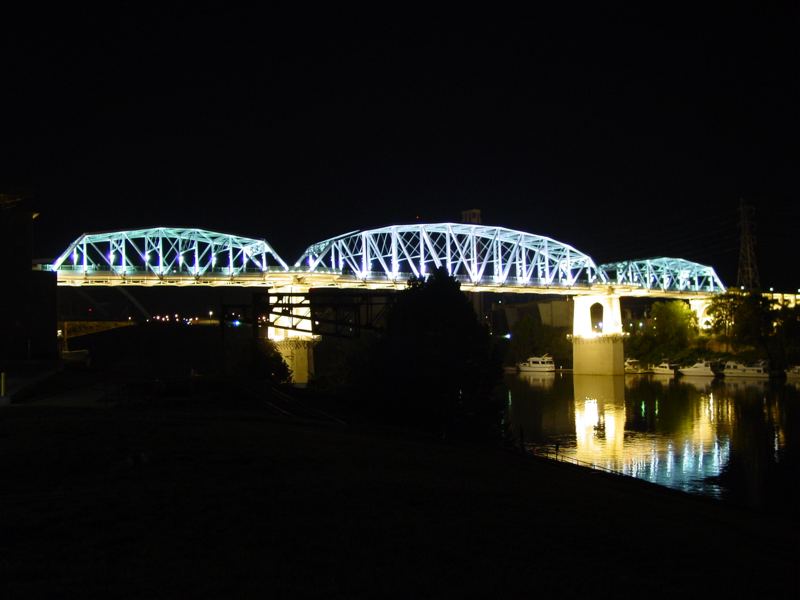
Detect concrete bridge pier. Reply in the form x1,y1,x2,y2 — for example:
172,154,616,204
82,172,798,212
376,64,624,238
274,339,315,385
268,288,316,385
571,294,624,375
689,298,712,330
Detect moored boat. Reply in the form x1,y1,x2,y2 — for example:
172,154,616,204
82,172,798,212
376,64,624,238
720,360,769,378
678,360,716,377
624,358,652,374
649,360,675,375
518,354,555,372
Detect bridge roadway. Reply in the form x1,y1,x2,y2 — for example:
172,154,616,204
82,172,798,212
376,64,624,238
50,268,717,301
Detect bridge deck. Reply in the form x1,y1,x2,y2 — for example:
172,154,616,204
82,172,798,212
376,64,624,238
52,270,716,299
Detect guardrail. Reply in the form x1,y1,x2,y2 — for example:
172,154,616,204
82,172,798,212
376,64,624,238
529,446,623,477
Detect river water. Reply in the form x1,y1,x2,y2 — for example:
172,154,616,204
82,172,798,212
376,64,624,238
504,372,800,516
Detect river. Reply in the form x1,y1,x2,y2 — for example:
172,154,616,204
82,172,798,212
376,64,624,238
504,372,800,516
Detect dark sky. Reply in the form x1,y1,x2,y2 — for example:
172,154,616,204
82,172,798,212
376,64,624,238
2,5,797,289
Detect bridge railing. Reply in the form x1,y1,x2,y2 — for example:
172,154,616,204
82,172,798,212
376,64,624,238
289,268,599,289
50,264,292,276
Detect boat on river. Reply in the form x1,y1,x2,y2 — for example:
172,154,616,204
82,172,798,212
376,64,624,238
624,358,652,374
678,360,716,377
785,365,800,379
517,354,555,372
720,360,769,378
650,361,675,375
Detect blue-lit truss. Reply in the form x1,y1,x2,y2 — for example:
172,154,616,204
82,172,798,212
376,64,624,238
295,223,607,287
599,258,725,293
51,227,289,277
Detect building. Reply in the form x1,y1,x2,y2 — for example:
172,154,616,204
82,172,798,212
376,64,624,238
0,195,57,362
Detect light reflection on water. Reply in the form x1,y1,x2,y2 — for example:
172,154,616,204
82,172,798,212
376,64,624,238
505,372,799,510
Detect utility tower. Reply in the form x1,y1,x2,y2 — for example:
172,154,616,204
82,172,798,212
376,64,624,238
737,199,760,290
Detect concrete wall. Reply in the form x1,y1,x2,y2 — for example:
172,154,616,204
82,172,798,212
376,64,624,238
537,300,572,328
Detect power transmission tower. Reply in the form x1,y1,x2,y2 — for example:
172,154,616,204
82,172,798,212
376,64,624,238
737,199,760,290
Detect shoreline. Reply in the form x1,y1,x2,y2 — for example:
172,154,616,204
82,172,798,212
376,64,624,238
2,385,797,596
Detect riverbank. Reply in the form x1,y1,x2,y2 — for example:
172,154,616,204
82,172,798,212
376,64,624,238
2,379,796,597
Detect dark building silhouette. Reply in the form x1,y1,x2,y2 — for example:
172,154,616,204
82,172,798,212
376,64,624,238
0,195,56,362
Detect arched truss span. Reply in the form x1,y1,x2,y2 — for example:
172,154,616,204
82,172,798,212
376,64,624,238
295,223,607,287
599,258,725,293
51,227,289,277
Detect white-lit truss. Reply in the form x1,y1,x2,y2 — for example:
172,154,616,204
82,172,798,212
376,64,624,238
295,223,608,287
51,227,289,278
599,258,725,293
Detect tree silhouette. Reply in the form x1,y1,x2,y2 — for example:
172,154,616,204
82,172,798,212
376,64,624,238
364,267,502,438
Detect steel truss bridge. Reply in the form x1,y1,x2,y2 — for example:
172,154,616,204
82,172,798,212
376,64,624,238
46,224,725,298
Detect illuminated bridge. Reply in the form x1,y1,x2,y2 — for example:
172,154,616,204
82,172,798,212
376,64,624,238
47,224,724,297
45,224,726,377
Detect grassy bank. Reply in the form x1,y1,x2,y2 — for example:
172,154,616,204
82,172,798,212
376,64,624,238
1,382,797,598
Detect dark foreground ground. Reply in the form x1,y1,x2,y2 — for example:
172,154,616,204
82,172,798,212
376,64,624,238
1,373,798,598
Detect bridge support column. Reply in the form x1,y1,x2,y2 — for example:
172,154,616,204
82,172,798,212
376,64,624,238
267,288,316,384
274,339,315,385
689,298,712,330
571,294,624,375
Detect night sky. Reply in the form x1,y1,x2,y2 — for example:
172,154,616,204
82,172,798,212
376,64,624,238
2,5,797,289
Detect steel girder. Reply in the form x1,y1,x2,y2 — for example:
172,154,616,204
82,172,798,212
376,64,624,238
295,223,607,287
599,258,725,293
51,227,289,278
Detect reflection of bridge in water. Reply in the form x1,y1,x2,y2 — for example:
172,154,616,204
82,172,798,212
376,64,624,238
509,373,739,497
43,224,727,379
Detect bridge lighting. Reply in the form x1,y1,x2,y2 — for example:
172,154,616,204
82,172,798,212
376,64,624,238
599,258,725,292
296,224,605,288
50,225,726,303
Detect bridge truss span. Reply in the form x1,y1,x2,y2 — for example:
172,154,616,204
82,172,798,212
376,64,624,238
599,257,725,293
50,227,289,283
295,223,608,289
